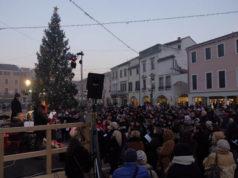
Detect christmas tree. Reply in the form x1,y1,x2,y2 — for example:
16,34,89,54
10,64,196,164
34,7,78,110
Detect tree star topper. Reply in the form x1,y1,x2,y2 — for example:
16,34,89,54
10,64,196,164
54,6,59,12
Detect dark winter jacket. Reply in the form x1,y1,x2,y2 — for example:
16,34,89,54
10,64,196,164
34,108,48,126
167,163,203,178
11,98,22,120
65,138,92,178
112,162,150,178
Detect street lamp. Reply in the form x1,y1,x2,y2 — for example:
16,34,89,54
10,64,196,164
24,79,31,87
149,73,155,105
24,79,32,109
77,51,84,105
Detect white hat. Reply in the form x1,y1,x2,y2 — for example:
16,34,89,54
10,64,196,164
136,150,147,164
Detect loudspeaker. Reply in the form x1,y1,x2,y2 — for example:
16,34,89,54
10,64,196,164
87,73,105,99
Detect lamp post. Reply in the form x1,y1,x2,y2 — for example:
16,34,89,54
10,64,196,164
77,51,84,105
149,73,155,105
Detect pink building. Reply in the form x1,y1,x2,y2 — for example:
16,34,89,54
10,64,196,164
187,32,238,106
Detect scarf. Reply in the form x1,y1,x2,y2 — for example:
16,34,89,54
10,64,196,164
171,156,195,165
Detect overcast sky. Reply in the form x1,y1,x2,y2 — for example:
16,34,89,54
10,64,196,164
0,0,237,80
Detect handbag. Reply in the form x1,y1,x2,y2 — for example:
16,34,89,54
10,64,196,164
204,153,221,178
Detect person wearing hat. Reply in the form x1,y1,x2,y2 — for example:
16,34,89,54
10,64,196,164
113,148,150,178
167,143,202,178
203,139,236,178
136,150,158,178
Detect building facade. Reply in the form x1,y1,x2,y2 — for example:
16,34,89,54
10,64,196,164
111,61,130,106
128,57,140,107
139,37,196,106
187,32,238,106
0,64,33,110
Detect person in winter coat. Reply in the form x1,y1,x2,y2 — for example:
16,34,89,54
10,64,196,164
113,148,150,178
65,138,92,178
105,122,122,173
193,124,210,173
149,126,163,169
128,130,145,151
136,150,159,178
157,129,175,173
166,143,203,178
34,104,48,150
11,93,22,121
210,131,225,153
203,139,236,178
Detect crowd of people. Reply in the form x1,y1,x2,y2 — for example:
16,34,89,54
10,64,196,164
93,103,238,178
7,93,238,177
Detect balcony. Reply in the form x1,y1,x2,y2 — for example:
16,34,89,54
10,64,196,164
165,85,171,90
158,86,164,90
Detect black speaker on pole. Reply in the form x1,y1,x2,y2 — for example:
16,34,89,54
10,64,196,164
87,73,105,99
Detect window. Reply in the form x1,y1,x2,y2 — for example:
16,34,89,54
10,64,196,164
151,59,155,70
192,75,197,90
236,39,238,53
218,70,226,88
191,51,197,63
120,70,122,78
5,79,8,84
205,47,211,60
15,80,18,85
136,68,139,75
15,88,18,93
218,44,224,57
116,71,118,79
135,81,140,91
128,82,133,91
165,76,171,89
129,69,132,76
120,82,127,92
4,88,8,95
124,69,127,77
143,79,146,90
112,72,114,79
0,71,2,75
159,76,164,90
206,73,212,89
143,62,146,72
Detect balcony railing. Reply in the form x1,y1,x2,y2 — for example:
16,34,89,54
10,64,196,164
0,122,90,178
165,85,171,90
158,86,164,90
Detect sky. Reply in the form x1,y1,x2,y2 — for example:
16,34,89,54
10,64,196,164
0,0,237,81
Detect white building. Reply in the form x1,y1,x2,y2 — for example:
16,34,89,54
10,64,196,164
128,57,140,107
139,37,196,106
111,61,130,105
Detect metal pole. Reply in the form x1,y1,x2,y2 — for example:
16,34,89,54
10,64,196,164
81,54,83,105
